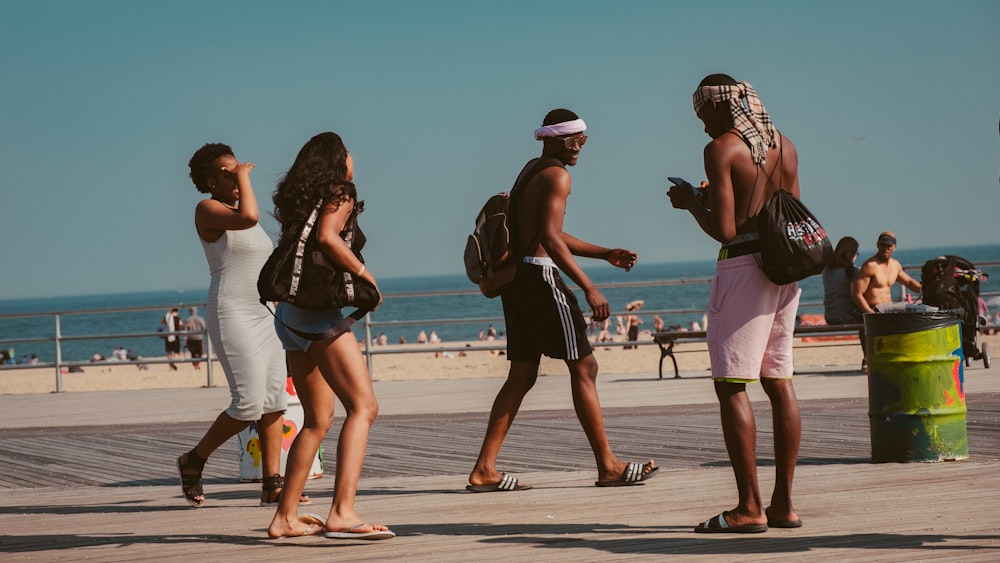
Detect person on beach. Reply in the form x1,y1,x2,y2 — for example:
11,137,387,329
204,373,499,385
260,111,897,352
667,74,803,533
851,232,922,366
266,132,393,540
184,306,206,370
625,301,643,349
852,231,922,314
822,237,863,325
467,108,658,493
823,236,865,369
178,143,308,511
163,308,183,370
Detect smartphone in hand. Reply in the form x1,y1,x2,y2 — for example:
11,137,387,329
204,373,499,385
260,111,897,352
668,177,705,202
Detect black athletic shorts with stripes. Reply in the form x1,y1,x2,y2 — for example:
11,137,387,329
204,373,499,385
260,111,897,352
501,257,593,363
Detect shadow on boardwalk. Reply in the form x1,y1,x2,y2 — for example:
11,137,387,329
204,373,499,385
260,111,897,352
1,388,999,561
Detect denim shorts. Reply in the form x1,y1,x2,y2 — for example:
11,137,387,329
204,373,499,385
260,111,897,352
274,302,345,351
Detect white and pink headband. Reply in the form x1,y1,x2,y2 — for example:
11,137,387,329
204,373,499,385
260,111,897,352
534,118,587,140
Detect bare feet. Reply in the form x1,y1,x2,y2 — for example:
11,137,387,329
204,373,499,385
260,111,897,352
468,467,504,488
765,505,803,528
325,512,393,538
597,458,657,484
327,522,392,534
325,521,395,540
267,513,325,539
694,509,768,534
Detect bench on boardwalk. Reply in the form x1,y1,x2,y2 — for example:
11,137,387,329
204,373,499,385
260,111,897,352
652,323,864,379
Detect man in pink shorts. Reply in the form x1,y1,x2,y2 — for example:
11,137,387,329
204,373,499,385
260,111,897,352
668,74,804,534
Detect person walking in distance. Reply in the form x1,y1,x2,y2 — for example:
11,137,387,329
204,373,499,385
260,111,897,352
184,306,206,370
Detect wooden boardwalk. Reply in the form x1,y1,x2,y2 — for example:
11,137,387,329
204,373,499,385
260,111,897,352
1,368,999,561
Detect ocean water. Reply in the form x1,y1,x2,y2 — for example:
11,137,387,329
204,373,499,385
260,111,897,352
2,244,997,364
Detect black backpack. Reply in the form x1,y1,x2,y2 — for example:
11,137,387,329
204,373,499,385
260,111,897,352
750,137,832,285
756,189,833,285
463,158,562,297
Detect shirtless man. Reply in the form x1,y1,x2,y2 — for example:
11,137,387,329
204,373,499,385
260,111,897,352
467,108,658,492
668,74,803,533
853,232,922,313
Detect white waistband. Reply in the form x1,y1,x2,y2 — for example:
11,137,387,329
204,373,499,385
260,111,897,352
523,256,556,267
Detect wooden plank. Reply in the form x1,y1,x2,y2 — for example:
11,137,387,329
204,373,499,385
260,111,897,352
1,391,998,560
2,394,998,488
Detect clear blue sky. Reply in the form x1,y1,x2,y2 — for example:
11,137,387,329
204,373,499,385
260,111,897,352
1,0,998,300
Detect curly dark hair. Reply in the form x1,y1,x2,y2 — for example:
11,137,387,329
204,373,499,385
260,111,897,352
188,143,234,193
272,132,363,241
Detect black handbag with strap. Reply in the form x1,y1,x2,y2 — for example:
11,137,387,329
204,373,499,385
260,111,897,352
258,200,380,339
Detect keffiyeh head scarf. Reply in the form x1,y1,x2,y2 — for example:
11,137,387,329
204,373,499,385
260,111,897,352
692,81,776,165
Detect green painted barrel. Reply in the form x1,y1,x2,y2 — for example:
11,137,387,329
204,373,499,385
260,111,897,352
865,311,967,462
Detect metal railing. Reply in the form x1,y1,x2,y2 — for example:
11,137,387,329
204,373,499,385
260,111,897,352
3,260,997,390
356,258,1000,375
0,304,213,392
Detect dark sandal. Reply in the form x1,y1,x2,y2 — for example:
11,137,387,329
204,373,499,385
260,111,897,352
260,474,312,507
177,449,206,508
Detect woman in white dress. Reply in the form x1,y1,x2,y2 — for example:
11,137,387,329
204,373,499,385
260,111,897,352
178,143,309,512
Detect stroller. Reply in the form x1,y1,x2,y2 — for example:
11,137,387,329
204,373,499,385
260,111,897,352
921,255,991,368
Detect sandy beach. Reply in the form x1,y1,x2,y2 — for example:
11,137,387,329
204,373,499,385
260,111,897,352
5,331,994,395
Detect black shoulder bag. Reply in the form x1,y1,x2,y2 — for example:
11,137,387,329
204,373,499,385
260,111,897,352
258,201,380,340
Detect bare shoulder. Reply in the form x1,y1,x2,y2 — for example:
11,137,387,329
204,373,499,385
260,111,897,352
779,132,799,159
704,131,747,161
534,165,571,195
194,197,233,225
858,258,879,274
195,198,223,213
321,196,354,215
536,163,571,181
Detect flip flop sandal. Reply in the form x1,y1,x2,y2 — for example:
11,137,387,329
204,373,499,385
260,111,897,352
595,461,660,487
465,472,533,493
694,512,769,534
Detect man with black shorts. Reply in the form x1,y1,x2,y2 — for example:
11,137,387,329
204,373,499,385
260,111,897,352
466,108,658,493
164,308,183,370
185,306,206,370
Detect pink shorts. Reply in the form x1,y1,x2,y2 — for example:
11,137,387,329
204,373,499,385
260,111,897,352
707,254,801,381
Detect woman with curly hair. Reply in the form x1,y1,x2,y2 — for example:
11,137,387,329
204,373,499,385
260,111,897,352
178,143,309,511
265,132,393,540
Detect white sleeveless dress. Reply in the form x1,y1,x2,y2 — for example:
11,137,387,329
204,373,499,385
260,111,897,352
201,225,287,420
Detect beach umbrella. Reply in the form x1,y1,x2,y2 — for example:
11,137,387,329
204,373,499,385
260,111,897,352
626,300,645,311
